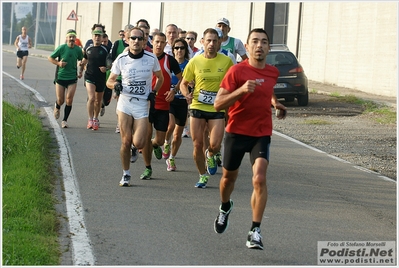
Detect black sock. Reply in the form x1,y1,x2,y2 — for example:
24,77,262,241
251,222,261,231
55,102,61,109
221,201,231,212
63,105,72,121
146,165,152,170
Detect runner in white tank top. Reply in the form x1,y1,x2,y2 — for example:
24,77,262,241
14,26,32,80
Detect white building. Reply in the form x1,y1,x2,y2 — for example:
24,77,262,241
56,2,397,97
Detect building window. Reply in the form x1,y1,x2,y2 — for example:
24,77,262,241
273,3,289,44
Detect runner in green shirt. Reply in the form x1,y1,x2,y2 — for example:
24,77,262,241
48,29,84,128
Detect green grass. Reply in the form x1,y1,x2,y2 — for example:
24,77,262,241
330,94,396,124
2,102,60,265
366,106,397,124
36,44,55,51
302,119,334,125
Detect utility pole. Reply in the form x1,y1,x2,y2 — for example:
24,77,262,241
34,3,40,48
9,3,15,45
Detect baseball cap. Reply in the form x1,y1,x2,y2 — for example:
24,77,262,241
216,18,230,27
214,28,223,38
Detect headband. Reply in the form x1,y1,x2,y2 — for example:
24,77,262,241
92,30,104,35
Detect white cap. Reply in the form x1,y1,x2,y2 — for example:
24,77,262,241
216,18,230,27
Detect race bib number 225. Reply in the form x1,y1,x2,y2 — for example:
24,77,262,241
127,81,146,95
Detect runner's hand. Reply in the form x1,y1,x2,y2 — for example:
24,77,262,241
114,82,122,96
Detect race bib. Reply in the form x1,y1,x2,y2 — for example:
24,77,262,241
198,89,216,104
127,81,146,95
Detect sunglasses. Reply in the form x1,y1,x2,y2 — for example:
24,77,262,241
130,36,144,41
186,37,195,41
119,34,124,36
174,46,185,50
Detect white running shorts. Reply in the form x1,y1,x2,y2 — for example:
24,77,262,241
117,94,149,119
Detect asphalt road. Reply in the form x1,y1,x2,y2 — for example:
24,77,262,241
2,52,396,266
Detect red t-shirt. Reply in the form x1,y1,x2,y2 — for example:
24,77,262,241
75,38,83,47
220,59,279,137
152,53,181,110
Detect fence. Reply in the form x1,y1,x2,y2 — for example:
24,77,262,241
2,2,57,48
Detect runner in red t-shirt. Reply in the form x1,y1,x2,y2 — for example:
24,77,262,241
213,28,287,250
139,32,182,180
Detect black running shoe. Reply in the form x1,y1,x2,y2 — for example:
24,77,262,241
214,200,233,233
246,227,264,250
215,152,222,167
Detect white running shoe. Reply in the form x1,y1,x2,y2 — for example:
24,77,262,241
119,174,131,187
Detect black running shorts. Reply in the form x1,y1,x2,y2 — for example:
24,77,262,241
149,109,169,132
223,133,271,171
170,98,188,126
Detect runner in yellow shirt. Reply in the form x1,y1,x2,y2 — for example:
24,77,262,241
180,28,234,188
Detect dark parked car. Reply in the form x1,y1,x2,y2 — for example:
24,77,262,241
266,44,309,106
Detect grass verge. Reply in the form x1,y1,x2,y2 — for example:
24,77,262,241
302,119,333,125
2,101,60,265
36,44,55,51
330,94,396,124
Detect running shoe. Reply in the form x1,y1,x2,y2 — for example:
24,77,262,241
100,106,105,116
87,119,93,129
20,75,24,80
119,174,131,187
205,149,217,175
140,168,152,180
182,126,190,138
17,65,20,69
153,145,162,160
92,118,99,131
54,103,60,119
61,121,68,128
115,124,120,133
162,143,171,159
130,145,138,163
195,174,209,188
166,158,176,171
246,227,264,250
214,200,234,234
215,152,222,167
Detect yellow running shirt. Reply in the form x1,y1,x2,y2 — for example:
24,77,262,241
183,53,233,112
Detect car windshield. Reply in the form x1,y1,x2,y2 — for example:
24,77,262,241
266,52,295,66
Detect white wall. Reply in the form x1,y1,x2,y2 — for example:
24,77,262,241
161,2,252,48
298,2,397,97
